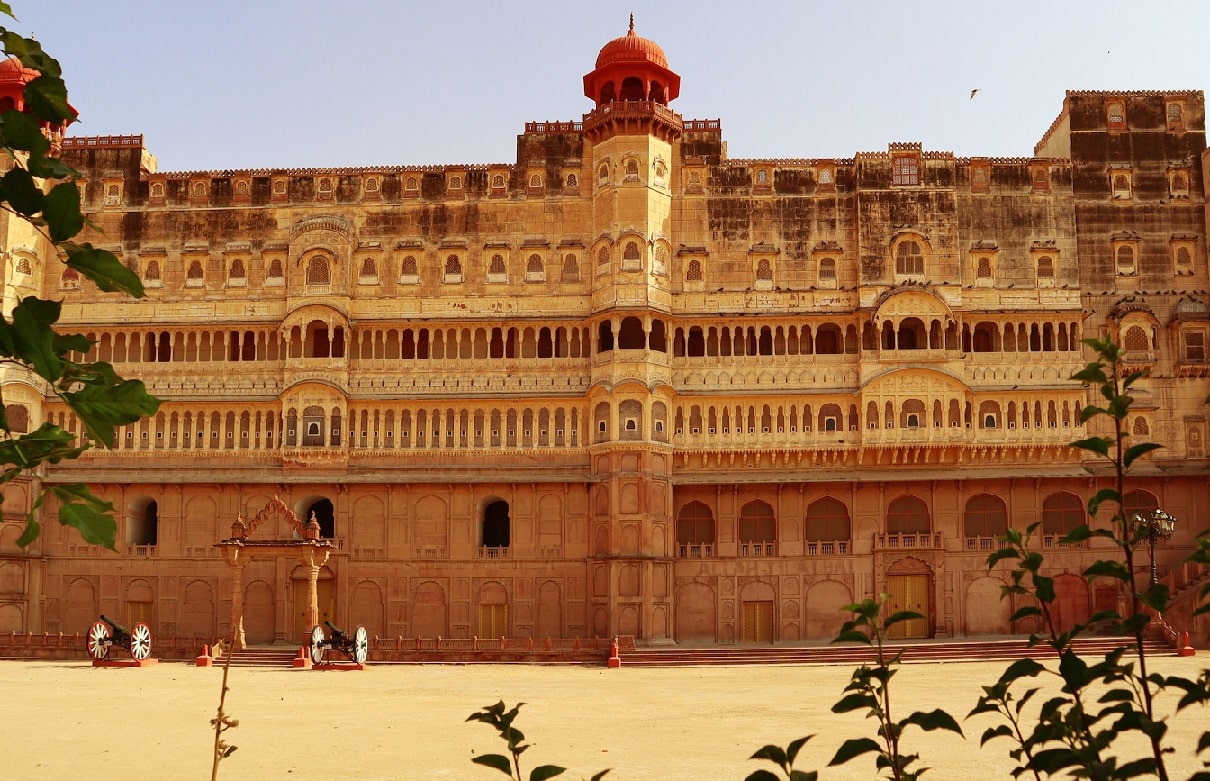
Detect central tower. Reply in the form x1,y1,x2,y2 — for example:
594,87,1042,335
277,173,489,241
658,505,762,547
582,19,682,642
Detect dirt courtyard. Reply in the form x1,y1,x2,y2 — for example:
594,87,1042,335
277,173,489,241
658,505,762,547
3,654,1206,780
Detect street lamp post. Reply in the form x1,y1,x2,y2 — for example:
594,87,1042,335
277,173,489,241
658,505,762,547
1132,508,1177,586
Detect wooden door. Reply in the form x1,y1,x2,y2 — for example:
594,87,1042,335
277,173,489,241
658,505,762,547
478,603,508,638
293,579,335,641
125,601,153,628
885,575,930,639
742,600,775,643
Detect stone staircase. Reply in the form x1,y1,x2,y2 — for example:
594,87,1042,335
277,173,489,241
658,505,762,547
219,646,302,668
617,636,1176,668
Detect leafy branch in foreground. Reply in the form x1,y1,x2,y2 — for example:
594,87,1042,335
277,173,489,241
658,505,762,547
745,735,817,781
467,701,609,781
976,336,1210,780
828,596,963,780
0,5,160,549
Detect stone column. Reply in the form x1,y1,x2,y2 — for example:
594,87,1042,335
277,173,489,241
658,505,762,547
307,562,320,630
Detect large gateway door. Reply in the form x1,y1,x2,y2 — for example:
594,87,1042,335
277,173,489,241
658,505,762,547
741,600,775,643
885,575,930,639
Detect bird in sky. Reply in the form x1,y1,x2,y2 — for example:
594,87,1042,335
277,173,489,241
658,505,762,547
970,89,979,100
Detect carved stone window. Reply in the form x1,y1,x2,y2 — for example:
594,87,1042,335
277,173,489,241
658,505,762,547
186,260,206,287
359,257,378,284
894,239,925,278
144,260,161,286
1112,170,1132,200
228,258,247,287
488,253,508,282
444,254,463,283
653,245,668,276
61,268,80,290
1036,255,1055,287
399,255,419,283
686,258,703,282
818,257,837,288
561,254,579,282
1107,100,1126,132
305,256,330,286
1169,169,1190,199
892,155,919,186
266,258,284,283
525,253,545,283
621,241,641,271
1174,243,1195,276
1167,101,1184,132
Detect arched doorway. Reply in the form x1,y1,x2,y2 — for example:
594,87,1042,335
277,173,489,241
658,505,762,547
884,557,932,639
302,498,335,539
291,564,335,641
1052,573,1090,634
244,580,275,644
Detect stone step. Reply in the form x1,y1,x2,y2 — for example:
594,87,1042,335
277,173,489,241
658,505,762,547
219,648,302,668
618,637,1173,668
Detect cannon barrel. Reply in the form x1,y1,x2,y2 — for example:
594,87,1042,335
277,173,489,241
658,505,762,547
324,620,345,635
99,614,130,637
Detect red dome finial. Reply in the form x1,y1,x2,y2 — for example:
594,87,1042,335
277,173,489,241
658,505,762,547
584,19,680,107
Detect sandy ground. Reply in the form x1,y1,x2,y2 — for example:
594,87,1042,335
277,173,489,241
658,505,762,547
3,654,1207,780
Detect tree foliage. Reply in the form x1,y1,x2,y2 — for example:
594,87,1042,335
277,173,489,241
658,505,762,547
0,4,159,549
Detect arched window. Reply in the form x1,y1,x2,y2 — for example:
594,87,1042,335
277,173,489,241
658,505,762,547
895,240,924,276
305,498,335,539
305,256,330,285
144,260,161,282
1132,417,1150,436
526,254,543,274
483,500,510,549
623,242,641,261
61,268,80,289
806,497,850,554
186,260,205,285
1116,245,1135,275
1123,489,1159,521
561,254,579,282
686,259,703,282
818,258,836,282
597,246,610,267
127,499,158,547
886,496,930,534
401,256,418,276
618,317,645,350
977,257,992,279
566,173,577,188
529,174,542,189
1037,256,1054,281
444,255,462,276
738,500,776,556
5,404,29,433
359,257,377,279
1124,325,1150,352
756,258,773,280
489,254,507,275
963,494,1008,541
676,501,715,557
267,258,284,279
228,259,246,282
1042,492,1085,539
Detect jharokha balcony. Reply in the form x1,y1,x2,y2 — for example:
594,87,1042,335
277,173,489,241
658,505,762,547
875,532,943,550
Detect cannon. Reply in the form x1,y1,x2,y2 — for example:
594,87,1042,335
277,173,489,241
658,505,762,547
309,620,368,665
86,614,152,661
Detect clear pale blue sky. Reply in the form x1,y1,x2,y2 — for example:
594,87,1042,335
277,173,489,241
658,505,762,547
14,0,1210,172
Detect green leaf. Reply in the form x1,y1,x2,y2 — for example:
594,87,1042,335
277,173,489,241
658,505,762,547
50,483,116,549
786,736,812,766
63,243,144,296
61,379,161,448
2,165,42,217
10,296,62,380
987,547,1020,569
750,745,787,768
883,610,924,630
0,3,16,19
979,725,1013,746
832,692,879,714
1083,559,1131,583
0,107,50,158
1123,441,1163,468
788,772,817,781
743,771,782,781
14,515,38,548
1034,575,1054,603
529,765,566,781
900,709,964,735
23,74,75,125
471,754,514,776
998,657,1046,684
43,181,84,242
1070,437,1111,457
828,738,881,766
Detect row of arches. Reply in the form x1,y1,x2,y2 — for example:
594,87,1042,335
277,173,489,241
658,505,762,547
673,489,1160,557
76,315,1086,367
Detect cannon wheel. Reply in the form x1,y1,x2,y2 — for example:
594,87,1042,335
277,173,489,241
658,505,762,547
352,625,368,665
309,624,326,665
86,620,111,660
128,622,152,660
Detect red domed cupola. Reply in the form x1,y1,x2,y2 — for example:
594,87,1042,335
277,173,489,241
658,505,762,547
584,15,680,107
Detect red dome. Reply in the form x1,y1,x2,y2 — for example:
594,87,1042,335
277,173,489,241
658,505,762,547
0,56,38,85
595,18,668,70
